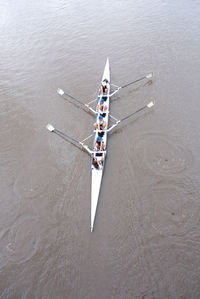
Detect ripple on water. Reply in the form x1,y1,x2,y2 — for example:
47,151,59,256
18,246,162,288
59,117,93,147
107,219,200,298
134,133,193,175
146,240,200,298
13,164,59,200
0,214,40,264
135,177,200,236
108,233,200,298
160,261,200,298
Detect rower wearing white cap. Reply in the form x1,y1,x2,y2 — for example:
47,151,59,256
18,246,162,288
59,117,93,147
100,80,108,96
93,114,107,130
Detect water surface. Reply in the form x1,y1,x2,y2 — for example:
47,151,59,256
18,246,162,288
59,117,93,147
1,0,200,298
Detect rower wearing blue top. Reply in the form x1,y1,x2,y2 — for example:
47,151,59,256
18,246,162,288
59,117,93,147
96,98,107,113
93,114,107,130
94,135,104,151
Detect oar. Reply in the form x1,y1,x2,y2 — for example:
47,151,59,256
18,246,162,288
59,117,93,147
57,88,96,114
46,124,92,155
107,100,155,132
120,100,155,121
120,72,153,89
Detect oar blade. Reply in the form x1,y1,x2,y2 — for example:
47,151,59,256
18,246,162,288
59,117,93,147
147,100,155,108
121,72,153,89
46,123,55,132
146,72,153,79
57,88,64,96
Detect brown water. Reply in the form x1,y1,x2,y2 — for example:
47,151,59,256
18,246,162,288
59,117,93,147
1,0,200,298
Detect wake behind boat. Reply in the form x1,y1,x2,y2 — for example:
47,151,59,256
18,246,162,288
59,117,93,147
46,58,155,232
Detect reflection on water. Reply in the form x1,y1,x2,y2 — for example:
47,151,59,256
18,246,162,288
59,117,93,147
1,0,200,298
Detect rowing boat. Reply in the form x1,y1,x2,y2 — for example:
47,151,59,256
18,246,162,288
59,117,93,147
46,59,154,231
91,58,110,231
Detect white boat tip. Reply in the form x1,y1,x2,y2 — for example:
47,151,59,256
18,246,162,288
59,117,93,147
46,123,55,132
91,226,93,232
147,100,155,108
57,88,64,95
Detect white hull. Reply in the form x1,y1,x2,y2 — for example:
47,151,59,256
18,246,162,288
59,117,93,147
91,58,110,231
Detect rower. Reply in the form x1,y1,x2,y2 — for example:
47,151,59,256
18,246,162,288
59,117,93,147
92,156,104,170
100,80,108,96
94,135,104,151
102,95,107,102
96,98,107,113
93,114,107,130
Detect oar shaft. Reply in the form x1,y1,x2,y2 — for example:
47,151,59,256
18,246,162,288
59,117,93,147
59,90,96,114
107,101,155,132
53,128,92,155
120,105,147,122
121,76,146,89
54,128,80,146
62,91,83,106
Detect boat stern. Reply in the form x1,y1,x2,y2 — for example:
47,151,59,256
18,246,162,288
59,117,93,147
90,167,103,231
